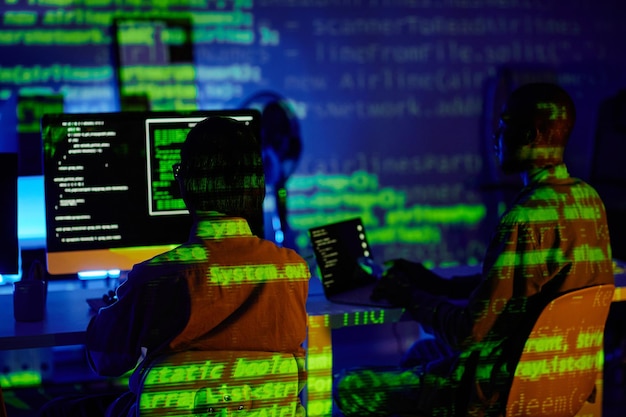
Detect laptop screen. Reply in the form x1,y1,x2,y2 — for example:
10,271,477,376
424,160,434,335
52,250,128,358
309,217,377,297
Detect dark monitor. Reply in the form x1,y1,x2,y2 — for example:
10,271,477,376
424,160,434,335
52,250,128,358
42,109,261,276
0,153,19,276
17,92,64,176
112,16,196,111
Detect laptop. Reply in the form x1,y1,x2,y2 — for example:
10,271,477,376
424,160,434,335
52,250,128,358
308,218,393,307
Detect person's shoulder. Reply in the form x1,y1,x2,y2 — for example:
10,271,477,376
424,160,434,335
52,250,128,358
128,243,203,275
570,178,603,199
243,238,311,281
256,237,308,262
498,192,546,225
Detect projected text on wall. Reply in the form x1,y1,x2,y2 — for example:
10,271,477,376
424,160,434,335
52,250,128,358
2,0,623,268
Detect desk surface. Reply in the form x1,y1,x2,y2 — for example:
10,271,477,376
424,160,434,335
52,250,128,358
1,262,625,351
0,284,405,351
0,286,105,350
1,266,478,351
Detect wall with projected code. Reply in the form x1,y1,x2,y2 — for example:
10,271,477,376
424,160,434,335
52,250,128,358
1,0,625,270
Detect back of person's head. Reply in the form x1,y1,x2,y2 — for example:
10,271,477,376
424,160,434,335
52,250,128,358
177,117,265,222
503,82,576,150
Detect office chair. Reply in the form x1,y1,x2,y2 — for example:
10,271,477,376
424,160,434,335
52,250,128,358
400,284,615,417
133,350,304,416
503,284,615,417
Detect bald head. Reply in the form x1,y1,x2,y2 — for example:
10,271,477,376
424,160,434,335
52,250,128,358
496,83,576,173
504,83,576,145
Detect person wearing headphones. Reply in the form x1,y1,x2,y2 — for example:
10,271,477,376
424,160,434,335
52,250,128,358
40,117,310,417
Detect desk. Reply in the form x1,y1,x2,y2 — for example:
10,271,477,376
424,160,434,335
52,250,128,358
305,294,405,416
0,283,405,416
303,266,477,416
3,264,623,351
0,287,104,351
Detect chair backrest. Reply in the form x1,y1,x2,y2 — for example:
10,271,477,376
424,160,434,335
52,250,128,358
505,284,615,417
135,350,303,416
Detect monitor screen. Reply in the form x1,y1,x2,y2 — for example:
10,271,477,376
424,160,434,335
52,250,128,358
42,109,261,276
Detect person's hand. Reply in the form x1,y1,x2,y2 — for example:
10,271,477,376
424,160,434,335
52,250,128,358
370,268,418,307
384,259,438,279
383,259,448,295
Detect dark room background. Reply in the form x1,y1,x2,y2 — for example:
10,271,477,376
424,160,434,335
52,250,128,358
1,0,626,282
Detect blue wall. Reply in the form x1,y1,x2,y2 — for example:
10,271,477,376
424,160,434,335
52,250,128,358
2,0,625,270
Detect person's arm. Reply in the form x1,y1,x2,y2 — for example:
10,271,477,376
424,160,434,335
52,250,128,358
85,265,190,377
447,274,483,299
430,217,539,349
85,277,145,377
374,217,531,350
381,259,481,299
371,264,474,347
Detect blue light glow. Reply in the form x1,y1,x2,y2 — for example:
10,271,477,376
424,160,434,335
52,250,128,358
17,175,46,249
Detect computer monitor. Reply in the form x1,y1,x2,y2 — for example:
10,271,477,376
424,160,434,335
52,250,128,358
0,153,19,276
42,109,261,276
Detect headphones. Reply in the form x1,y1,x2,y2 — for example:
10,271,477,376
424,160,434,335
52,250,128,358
239,91,303,248
239,91,302,187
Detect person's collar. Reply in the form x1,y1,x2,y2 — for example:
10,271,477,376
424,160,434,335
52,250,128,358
190,212,253,239
522,163,569,186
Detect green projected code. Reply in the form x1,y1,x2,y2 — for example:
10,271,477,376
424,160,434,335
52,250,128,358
138,352,301,416
287,170,487,267
150,126,191,213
